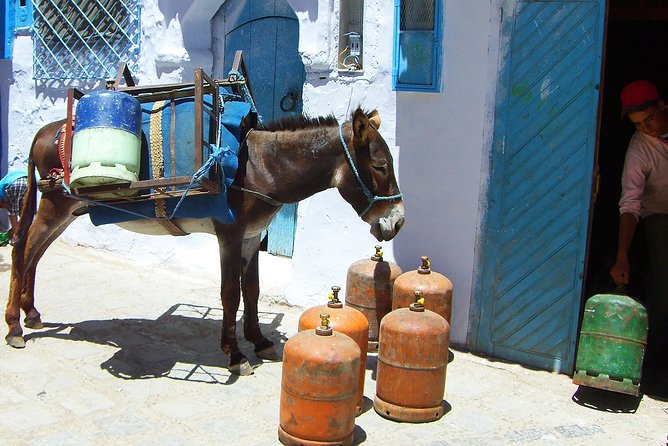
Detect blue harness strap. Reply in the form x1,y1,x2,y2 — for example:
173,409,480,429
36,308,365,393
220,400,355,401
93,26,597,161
338,124,402,217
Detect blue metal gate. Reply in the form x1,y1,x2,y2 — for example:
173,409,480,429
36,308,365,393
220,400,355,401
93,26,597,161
472,0,605,373
212,0,305,257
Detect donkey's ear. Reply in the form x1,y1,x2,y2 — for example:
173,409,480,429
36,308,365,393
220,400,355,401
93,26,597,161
369,110,381,129
352,108,370,144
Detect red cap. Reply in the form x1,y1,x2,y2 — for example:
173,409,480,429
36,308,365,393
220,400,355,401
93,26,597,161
620,80,660,116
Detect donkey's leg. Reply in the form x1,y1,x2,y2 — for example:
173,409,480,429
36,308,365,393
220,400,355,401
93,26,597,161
6,195,79,346
6,252,26,347
240,235,277,360
21,267,42,329
216,228,253,376
21,205,80,329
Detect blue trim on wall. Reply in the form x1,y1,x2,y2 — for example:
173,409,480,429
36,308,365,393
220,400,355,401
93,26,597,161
1,0,16,59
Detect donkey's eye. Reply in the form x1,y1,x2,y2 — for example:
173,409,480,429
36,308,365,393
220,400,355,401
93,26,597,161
372,160,388,173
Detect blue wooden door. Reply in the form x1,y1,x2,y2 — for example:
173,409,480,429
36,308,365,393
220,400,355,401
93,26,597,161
212,0,305,257
471,0,605,373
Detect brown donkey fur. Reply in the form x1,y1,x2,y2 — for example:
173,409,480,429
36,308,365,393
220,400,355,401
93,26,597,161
5,108,405,375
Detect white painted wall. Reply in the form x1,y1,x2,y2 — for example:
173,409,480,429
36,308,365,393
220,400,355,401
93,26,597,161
2,0,500,348
393,0,500,346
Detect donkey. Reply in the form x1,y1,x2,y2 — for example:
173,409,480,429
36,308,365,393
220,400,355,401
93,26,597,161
5,107,405,375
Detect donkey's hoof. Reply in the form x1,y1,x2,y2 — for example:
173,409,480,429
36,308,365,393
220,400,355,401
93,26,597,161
6,335,26,349
255,345,279,361
24,316,44,330
229,359,254,376
254,338,279,361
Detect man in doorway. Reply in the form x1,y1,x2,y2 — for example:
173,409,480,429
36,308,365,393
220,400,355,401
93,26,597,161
610,79,668,375
0,170,29,245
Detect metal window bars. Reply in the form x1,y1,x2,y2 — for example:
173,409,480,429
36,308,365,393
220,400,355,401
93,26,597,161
32,0,140,80
400,0,435,31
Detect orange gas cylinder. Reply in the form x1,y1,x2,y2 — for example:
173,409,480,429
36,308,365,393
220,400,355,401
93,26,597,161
298,286,369,416
345,245,403,352
375,291,450,423
393,256,453,325
279,313,360,446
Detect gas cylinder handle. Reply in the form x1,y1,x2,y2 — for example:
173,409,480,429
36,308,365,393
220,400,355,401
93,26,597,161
328,286,343,308
371,245,383,261
316,313,334,335
418,256,432,274
410,290,426,312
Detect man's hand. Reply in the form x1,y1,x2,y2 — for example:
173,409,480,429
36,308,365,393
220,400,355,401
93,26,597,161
6,228,17,246
8,217,19,246
610,256,631,285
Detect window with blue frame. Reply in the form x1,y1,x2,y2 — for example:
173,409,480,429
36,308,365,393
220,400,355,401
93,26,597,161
392,0,443,92
32,0,140,80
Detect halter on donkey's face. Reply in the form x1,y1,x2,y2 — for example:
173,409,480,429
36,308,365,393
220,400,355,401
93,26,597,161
338,121,403,218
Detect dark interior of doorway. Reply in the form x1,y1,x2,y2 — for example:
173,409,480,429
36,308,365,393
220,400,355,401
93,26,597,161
584,3,668,392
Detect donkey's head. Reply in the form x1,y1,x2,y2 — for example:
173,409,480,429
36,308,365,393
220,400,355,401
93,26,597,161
336,108,405,241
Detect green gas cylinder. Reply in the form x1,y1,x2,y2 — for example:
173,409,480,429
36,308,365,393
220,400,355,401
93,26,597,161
572,294,648,396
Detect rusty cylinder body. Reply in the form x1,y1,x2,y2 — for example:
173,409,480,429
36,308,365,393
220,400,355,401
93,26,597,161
279,322,360,446
375,303,450,423
393,256,453,324
298,292,369,416
345,246,403,351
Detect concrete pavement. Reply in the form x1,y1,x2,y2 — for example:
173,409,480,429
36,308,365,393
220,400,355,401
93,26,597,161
0,240,666,445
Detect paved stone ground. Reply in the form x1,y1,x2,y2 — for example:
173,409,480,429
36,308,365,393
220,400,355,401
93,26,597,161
0,240,666,446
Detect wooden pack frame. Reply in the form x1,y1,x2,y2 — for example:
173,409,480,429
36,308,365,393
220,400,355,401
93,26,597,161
40,50,255,205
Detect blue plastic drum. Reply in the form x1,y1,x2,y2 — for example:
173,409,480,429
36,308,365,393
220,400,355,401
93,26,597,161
70,90,142,196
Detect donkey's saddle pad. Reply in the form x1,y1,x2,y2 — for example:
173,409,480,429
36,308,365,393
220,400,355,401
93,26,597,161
88,99,252,226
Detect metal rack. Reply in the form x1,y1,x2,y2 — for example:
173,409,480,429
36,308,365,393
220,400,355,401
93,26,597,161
39,50,255,206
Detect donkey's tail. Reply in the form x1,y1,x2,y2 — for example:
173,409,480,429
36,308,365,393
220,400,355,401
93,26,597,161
20,156,37,234
14,144,39,254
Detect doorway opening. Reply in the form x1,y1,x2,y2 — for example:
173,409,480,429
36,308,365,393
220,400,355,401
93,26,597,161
584,2,668,391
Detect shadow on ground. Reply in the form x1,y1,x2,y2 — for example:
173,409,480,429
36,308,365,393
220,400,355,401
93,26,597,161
571,386,642,413
24,303,288,385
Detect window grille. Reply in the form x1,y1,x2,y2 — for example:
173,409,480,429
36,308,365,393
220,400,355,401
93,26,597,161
393,0,442,92
400,0,434,31
32,0,140,80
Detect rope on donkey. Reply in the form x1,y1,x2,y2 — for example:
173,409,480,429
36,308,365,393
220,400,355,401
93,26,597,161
226,69,263,125
149,99,188,236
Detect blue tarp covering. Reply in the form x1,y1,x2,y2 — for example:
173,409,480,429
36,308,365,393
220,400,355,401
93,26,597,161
88,99,252,226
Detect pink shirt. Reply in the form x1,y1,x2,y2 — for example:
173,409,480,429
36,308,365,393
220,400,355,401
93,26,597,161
619,131,668,219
